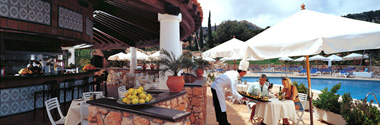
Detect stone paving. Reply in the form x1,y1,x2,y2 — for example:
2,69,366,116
205,87,326,125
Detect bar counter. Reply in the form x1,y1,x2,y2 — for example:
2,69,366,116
0,70,98,89
86,91,191,124
0,70,97,117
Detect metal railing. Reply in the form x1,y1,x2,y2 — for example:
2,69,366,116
365,93,380,107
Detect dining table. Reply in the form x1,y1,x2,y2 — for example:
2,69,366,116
64,99,88,125
254,98,297,125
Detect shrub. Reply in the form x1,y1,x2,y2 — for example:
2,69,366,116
293,81,308,94
340,93,380,125
313,83,342,114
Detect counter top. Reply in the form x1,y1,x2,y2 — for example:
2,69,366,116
0,70,97,88
87,91,189,122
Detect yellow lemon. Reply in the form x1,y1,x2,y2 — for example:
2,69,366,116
131,95,137,100
126,99,131,104
138,86,144,90
139,93,146,99
126,95,132,100
122,98,128,103
133,89,138,95
137,89,142,94
132,98,139,104
124,92,129,97
145,97,150,102
147,94,152,99
128,88,134,94
139,99,145,104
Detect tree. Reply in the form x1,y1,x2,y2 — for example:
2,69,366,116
194,31,199,51
207,11,214,48
214,20,262,44
199,27,204,49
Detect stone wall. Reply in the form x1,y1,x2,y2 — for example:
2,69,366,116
182,83,207,125
88,94,190,125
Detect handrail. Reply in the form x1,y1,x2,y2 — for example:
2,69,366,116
365,93,380,107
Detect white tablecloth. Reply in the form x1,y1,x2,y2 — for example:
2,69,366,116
255,99,297,125
353,72,373,78
65,99,87,125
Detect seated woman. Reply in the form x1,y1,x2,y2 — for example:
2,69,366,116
280,77,303,124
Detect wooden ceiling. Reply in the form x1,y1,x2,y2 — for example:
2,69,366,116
90,0,203,49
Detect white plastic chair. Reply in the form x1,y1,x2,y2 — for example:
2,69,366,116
296,93,308,125
80,102,90,125
45,97,66,125
118,86,127,98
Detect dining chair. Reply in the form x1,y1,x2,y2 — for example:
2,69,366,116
118,86,127,98
45,97,66,125
80,102,90,125
297,93,308,125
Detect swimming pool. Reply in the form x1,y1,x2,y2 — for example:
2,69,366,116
241,77,380,104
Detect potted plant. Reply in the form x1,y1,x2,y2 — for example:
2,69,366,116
158,49,192,92
194,58,210,78
313,83,346,125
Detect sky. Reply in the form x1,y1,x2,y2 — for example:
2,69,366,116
198,0,380,28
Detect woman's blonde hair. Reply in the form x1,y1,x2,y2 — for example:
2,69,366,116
282,77,293,87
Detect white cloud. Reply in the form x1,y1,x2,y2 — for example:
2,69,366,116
198,0,380,28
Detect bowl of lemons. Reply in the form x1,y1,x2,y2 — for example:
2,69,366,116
117,87,156,105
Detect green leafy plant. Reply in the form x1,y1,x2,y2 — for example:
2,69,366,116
340,93,380,125
158,49,192,76
313,83,342,114
207,72,215,81
194,58,210,69
293,81,308,94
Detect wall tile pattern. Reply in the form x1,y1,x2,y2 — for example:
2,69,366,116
0,0,51,25
85,17,93,37
58,6,83,32
0,77,93,117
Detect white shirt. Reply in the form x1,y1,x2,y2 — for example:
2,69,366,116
211,71,243,112
247,82,269,96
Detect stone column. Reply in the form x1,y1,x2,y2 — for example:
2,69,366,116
68,48,75,65
130,47,137,73
158,13,182,90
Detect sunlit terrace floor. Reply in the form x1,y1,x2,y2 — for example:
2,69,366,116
205,87,327,125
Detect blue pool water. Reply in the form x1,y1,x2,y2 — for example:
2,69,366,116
241,77,380,104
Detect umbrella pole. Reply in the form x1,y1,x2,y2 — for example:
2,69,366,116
234,59,236,70
306,55,314,125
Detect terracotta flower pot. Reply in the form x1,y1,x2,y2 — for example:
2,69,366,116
166,76,185,92
196,68,204,77
142,64,147,70
150,65,155,70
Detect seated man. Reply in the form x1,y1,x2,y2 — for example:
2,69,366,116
247,74,270,123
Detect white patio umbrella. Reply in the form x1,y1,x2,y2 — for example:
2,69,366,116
245,9,380,123
202,38,248,59
125,51,149,60
148,51,160,60
309,55,328,69
279,56,293,61
293,57,306,62
342,53,369,60
107,52,129,61
326,54,343,68
203,38,250,70
327,54,343,61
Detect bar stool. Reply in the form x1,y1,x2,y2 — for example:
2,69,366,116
34,80,58,122
81,77,90,92
61,78,75,113
89,75,99,91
